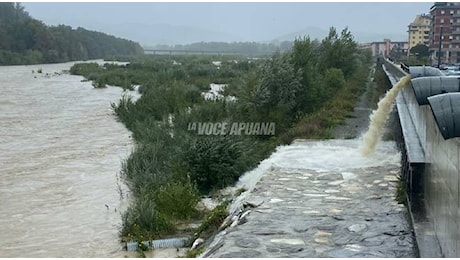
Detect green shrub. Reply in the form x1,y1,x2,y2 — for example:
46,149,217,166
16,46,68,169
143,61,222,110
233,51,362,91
121,191,174,241
185,136,243,194
111,94,135,127
121,141,173,196
153,179,200,220
92,76,107,88
195,200,230,238
70,62,101,76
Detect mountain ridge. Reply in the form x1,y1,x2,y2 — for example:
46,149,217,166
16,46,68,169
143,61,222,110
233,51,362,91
96,23,407,46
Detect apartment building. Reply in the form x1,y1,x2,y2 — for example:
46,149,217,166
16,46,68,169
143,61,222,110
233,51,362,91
370,39,408,57
408,14,431,52
429,2,460,65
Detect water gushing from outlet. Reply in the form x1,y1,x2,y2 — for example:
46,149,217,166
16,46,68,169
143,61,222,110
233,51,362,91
361,75,411,156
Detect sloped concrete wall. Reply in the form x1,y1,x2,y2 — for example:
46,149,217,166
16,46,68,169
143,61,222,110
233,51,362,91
402,79,460,257
382,59,460,257
423,106,460,258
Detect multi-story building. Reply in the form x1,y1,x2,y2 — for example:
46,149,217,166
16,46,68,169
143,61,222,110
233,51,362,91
408,14,431,52
370,39,409,57
429,2,460,65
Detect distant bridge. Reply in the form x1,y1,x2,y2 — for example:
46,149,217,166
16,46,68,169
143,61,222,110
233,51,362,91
143,48,278,56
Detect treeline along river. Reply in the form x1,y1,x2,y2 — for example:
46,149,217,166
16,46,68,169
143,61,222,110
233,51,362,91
0,62,134,257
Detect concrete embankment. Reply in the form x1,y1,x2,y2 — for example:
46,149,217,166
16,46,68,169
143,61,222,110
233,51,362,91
201,139,415,257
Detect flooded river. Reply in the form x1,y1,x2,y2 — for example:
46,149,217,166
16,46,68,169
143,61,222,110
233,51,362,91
0,62,134,257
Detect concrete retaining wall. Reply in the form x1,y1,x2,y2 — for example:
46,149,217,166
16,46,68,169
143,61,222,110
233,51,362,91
383,59,460,257
422,107,460,257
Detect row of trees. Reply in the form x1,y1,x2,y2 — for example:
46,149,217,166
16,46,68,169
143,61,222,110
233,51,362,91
150,41,294,55
0,3,143,65
390,43,430,65
237,27,359,132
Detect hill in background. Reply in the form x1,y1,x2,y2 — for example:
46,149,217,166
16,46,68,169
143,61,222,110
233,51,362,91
0,3,143,65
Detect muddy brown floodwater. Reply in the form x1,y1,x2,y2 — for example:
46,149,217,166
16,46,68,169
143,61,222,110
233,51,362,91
0,61,135,257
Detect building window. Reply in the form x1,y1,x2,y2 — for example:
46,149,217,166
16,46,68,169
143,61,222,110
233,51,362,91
441,18,444,23
441,10,445,14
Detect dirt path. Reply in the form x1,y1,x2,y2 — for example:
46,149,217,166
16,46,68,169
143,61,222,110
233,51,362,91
332,64,377,139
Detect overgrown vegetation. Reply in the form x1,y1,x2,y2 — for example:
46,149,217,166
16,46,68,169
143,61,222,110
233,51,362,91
0,3,143,65
371,58,391,106
71,27,372,243
194,200,231,239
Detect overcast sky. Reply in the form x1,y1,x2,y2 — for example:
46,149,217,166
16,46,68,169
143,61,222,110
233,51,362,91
22,2,434,44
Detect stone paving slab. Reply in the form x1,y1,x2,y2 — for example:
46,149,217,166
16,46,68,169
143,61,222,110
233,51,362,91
202,141,416,258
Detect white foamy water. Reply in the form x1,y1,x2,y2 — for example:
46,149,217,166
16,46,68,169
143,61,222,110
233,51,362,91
225,139,401,229
0,62,135,257
202,83,237,102
274,140,400,172
235,139,400,192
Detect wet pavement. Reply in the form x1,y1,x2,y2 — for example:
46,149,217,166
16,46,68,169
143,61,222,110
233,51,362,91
201,141,416,258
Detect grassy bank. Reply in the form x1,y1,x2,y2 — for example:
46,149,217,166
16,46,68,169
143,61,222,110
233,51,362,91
280,53,373,142
70,27,372,248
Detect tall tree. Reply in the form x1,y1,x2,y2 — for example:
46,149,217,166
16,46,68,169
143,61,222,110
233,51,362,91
319,27,357,79
409,44,430,57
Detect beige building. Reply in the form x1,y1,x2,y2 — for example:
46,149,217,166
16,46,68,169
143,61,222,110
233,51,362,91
407,14,431,53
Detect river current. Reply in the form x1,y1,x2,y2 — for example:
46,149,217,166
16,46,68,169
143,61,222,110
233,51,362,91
0,62,134,257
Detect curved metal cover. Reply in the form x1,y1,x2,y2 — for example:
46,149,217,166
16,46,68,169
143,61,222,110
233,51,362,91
428,92,460,140
410,77,460,105
409,66,444,78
